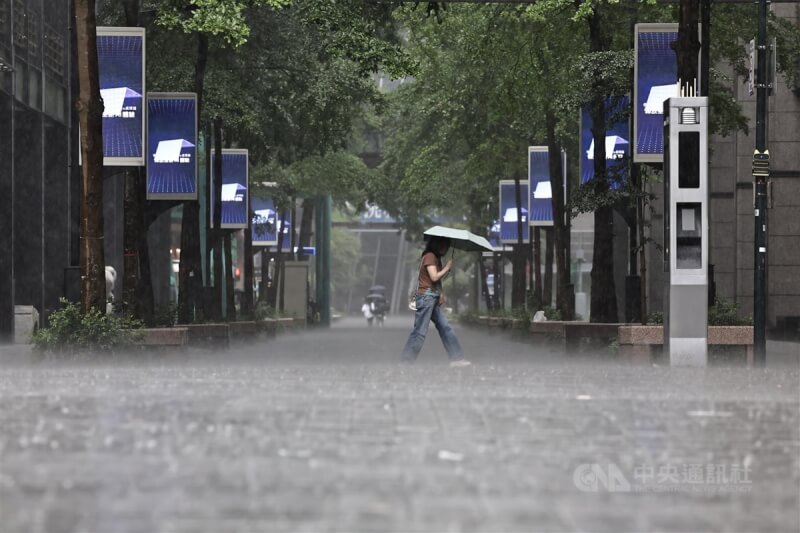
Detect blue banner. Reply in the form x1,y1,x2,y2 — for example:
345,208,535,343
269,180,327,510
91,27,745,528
580,96,630,188
97,27,145,166
528,147,567,226
635,24,678,162
146,94,197,200
251,195,278,246
499,180,529,244
211,149,249,229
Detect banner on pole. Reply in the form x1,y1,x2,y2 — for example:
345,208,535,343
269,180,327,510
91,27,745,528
579,96,630,188
528,147,567,227
499,180,529,244
211,149,249,229
251,195,279,246
97,27,145,166
146,93,197,200
634,23,702,163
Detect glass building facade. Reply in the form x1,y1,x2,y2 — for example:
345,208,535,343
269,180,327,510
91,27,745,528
0,0,77,339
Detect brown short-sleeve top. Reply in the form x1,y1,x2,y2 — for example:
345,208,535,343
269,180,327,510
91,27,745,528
417,252,441,294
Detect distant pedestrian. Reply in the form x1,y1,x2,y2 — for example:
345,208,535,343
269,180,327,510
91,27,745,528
401,236,470,367
361,298,374,327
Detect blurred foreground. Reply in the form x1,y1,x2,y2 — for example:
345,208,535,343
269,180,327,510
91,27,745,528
0,317,798,532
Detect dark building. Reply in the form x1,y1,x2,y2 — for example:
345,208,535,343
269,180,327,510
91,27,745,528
0,0,77,340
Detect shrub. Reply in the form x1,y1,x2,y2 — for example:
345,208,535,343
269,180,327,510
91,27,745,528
542,306,562,321
254,301,277,321
33,299,143,355
647,311,664,325
511,307,532,322
152,303,178,328
452,310,480,325
645,301,751,326
708,299,752,326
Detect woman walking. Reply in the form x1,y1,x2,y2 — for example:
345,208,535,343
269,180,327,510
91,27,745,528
401,236,471,367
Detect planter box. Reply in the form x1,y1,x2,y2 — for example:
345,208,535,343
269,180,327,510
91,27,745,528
133,327,189,352
179,323,230,349
229,321,258,342
618,325,754,365
258,319,278,339
487,317,503,328
277,318,295,332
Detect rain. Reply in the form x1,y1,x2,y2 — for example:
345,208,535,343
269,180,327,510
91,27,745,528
1,0,799,532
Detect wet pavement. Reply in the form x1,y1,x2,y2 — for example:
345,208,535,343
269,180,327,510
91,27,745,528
0,317,798,532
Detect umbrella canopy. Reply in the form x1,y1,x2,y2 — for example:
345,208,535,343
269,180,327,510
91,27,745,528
368,285,386,294
423,226,493,252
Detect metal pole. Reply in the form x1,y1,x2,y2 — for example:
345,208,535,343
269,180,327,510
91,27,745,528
753,0,768,365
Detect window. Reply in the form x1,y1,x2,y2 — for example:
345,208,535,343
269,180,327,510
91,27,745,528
43,24,64,78
13,0,25,49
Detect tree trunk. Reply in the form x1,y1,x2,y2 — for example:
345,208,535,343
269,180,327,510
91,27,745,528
297,198,315,261
177,33,209,323
588,9,618,324
224,231,235,320
212,116,223,321
121,0,141,319
259,249,269,303
636,167,648,324
122,168,140,316
544,228,554,307
243,222,254,317
278,207,289,312
533,227,542,307
272,206,288,311
675,0,701,92
290,197,297,259
546,110,571,319
74,0,106,313
477,255,491,311
136,170,155,325
511,176,526,309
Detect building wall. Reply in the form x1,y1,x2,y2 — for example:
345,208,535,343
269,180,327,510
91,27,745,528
0,0,77,334
711,3,800,331
643,6,800,334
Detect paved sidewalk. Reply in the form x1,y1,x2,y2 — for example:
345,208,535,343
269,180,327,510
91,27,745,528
0,320,797,532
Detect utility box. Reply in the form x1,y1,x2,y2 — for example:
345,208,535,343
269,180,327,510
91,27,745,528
14,306,39,344
280,262,309,326
663,96,709,366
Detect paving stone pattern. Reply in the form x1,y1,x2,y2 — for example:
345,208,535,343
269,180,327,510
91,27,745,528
0,318,798,532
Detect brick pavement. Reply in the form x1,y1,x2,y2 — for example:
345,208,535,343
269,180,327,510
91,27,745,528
0,317,798,532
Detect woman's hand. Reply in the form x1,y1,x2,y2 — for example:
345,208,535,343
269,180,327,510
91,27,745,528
438,293,447,306
444,259,453,272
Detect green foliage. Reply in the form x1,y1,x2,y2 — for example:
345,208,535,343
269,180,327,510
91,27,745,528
452,310,480,325
772,15,800,95
542,306,562,321
708,299,752,326
511,307,532,323
152,303,179,328
157,0,292,47
253,301,278,321
646,301,752,326
32,299,143,355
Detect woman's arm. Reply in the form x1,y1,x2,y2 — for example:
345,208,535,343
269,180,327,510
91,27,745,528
426,259,453,283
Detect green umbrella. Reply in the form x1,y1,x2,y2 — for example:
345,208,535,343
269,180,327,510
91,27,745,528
423,226,494,252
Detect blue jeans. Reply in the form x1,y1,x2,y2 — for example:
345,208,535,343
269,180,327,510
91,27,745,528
401,294,465,362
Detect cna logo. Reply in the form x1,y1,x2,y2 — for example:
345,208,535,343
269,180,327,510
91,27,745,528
573,463,632,493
